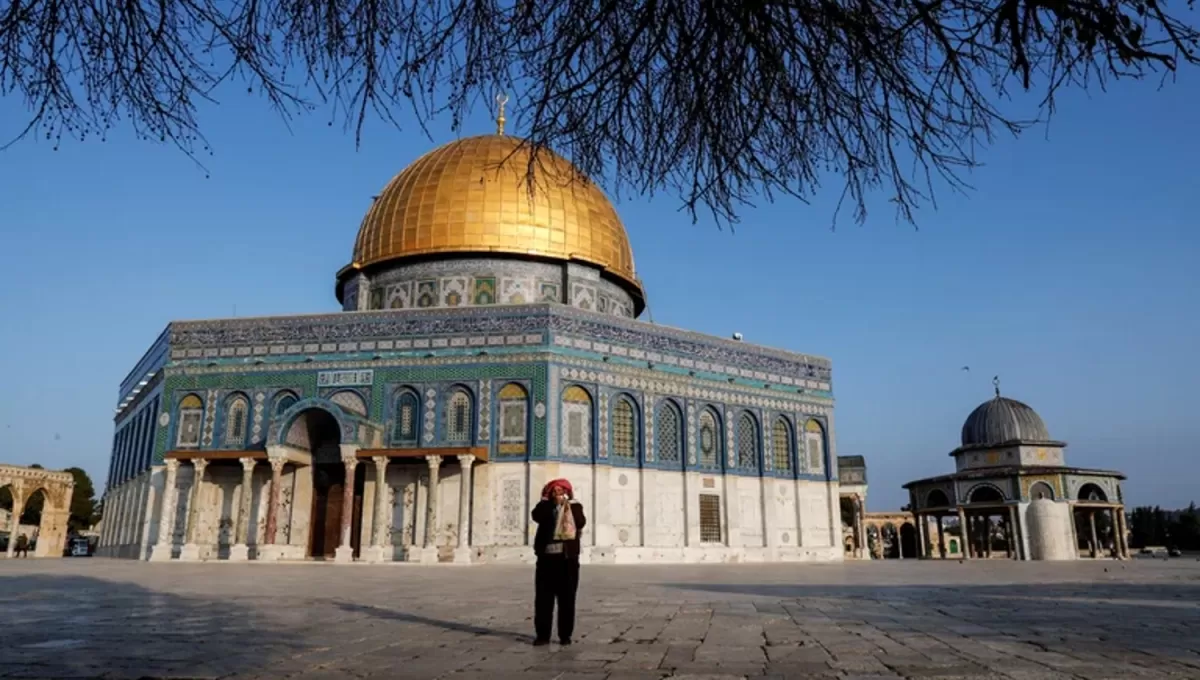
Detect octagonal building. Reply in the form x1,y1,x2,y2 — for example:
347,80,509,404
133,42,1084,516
904,384,1129,561
97,132,842,564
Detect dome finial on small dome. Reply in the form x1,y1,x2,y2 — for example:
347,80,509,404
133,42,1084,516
495,93,509,136
993,375,1000,398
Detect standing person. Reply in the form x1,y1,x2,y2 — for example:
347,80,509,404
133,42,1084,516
531,478,586,646
14,533,29,558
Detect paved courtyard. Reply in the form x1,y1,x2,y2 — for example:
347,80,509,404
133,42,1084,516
1,558,1199,679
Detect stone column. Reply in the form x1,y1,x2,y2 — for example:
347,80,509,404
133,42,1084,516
334,448,360,564
179,459,208,561
957,508,971,559
854,496,866,558
261,457,286,561
453,454,476,563
229,458,257,561
1008,505,1021,560
914,514,927,559
149,460,180,561
6,485,25,559
420,455,441,563
1116,507,1129,558
937,516,946,558
1088,510,1099,558
364,456,391,563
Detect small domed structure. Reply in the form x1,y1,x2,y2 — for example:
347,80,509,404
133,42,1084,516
960,396,1052,447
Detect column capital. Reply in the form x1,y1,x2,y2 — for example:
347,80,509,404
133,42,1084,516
339,443,360,461
165,458,180,473
372,455,388,468
192,458,209,473
456,454,476,468
238,457,257,472
269,457,286,474
426,455,441,470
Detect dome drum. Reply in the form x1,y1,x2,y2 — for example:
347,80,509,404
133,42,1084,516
338,256,637,317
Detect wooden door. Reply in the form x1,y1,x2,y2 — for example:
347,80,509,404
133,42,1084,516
323,483,343,557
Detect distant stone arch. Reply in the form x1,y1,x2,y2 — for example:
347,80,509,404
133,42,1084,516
0,464,74,558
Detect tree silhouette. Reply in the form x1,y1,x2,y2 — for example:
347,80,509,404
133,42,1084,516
2,0,1197,225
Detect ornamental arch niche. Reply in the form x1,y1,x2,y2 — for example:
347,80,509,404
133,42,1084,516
1078,483,1108,502
1029,481,1056,500
968,484,1006,504
925,488,952,509
0,464,74,558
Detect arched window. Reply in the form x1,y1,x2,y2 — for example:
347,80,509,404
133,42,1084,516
561,386,592,457
498,383,529,455
392,390,419,445
656,400,683,464
805,420,826,473
612,396,638,460
177,394,204,448
273,391,298,417
223,394,249,447
736,412,759,471
772,417,792,473
445,389,472,442
699,408,720,468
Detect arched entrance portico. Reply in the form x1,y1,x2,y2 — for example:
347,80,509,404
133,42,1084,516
286,407,366,560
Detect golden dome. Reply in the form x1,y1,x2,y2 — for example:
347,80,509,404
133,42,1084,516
351,135,642,304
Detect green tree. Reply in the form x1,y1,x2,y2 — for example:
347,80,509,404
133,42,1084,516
64,467,98,531
2,1,1198,225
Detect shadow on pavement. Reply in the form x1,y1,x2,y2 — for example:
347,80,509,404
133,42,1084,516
0,574,305,678
334,601,531,643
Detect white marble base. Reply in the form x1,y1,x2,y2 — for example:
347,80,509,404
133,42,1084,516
178,543,202,562
404,546,439,563
256,544,282,562
334,545,355,564
228,544,250,561
452,547,473,564
148,543,175,562
362,545,391,563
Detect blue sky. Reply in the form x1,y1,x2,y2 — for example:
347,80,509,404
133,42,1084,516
1,74,1196,511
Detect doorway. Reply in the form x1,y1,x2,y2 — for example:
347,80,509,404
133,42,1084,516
298,408,365,559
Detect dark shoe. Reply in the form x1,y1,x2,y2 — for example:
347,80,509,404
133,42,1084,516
532,638,550,646
559,638,572,646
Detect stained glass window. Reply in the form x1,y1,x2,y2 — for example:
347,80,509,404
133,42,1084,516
274,392,297,416
772,418,792,472
177,394,203,448
224,395,249,447
498,383,528,454
612,397,636,460
447,390,472,442
806,420,825,472
393,391,419,445
699,409,718,468
737,412,758,470
561,386,592,456
656,401,682,463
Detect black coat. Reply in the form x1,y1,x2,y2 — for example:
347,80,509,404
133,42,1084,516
532,500,587,558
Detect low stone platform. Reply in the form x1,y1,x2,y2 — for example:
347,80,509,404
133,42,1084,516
2,558,1198,679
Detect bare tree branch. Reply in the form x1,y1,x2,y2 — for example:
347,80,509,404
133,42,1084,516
2,0,1196,225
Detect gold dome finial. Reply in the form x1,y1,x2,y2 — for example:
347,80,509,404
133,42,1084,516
495,93,509,135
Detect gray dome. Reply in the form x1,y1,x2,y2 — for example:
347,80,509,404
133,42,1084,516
961,396,1051,447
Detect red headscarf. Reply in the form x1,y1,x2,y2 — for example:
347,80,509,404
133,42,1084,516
542,478,573,499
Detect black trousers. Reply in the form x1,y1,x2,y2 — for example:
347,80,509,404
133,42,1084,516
534,555,580,641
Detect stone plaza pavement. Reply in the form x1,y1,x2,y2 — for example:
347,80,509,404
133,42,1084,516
1,558,1199,680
